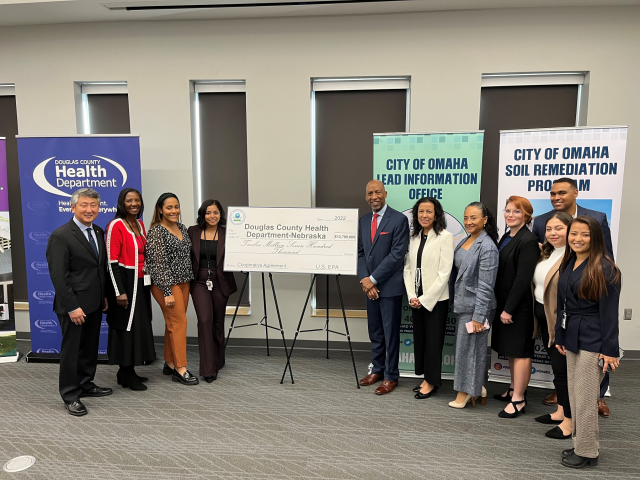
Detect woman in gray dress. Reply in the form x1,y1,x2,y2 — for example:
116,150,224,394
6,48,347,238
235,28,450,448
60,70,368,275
449,202,499,408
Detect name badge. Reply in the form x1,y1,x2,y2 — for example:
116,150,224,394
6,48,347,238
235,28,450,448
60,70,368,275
206,280,213,291
144,274,152,286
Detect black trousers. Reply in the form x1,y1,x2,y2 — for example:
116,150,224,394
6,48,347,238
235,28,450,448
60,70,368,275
192,267,229,377
536,301,571,418
412,300,448,387
58,309,102,403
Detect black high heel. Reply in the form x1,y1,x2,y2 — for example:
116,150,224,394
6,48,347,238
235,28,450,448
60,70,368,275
493,387,513,402
498,398,526,418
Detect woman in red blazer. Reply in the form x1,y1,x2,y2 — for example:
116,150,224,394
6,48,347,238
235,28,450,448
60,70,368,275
188,200,237,382
106,188,155,391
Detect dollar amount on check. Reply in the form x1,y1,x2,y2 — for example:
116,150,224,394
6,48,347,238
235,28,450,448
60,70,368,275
224,207,359,275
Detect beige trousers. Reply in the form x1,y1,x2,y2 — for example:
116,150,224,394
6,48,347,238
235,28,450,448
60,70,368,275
566,350,605,458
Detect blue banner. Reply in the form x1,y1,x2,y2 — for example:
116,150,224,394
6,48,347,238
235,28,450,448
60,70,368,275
17,136,142,355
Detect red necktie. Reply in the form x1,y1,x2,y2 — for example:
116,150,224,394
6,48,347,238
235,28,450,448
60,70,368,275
371,213,379,243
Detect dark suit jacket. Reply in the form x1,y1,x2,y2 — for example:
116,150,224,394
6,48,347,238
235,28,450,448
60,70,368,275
357,206,409,298
495,227,540,317
555,256,620,357
187,225,238,298
46,218,107,315
532,205,614,259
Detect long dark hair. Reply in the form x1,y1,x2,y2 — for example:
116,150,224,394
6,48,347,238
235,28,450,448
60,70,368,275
197,199,227,229
539,211,573,261
560,215,621,300
150,192,180,228
466,202,498,245
411,197,446,237
114,188,144,220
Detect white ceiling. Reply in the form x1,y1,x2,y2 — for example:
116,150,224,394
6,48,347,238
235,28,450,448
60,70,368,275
0,0,638,26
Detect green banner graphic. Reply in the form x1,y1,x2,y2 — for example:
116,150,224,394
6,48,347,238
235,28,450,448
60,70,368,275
373,132,484,375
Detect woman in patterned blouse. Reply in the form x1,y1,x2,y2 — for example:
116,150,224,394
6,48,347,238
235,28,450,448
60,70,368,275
146,193,198,386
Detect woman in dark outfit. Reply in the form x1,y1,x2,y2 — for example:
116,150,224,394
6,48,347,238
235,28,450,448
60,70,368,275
555,216,621,469
188,200,237,383
106,188,156,391
492,196,540,418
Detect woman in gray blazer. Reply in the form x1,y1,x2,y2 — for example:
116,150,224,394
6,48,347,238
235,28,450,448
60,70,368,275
449,202,499,408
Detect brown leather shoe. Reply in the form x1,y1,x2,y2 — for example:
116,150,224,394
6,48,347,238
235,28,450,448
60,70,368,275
598,398,610,418
374,380,398,395
359,373,383,386
543,391,558,406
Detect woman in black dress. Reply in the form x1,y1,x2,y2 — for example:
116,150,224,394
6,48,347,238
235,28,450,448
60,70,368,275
491,195,540,418
106,188,156,391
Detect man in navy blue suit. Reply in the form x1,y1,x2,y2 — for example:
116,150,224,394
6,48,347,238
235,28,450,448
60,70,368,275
531,177,614,417
357,180,409,395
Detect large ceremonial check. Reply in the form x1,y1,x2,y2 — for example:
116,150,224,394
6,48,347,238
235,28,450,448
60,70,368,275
224,207,358,275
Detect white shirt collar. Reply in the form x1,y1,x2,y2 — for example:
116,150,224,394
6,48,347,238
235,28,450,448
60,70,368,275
73,216,93,231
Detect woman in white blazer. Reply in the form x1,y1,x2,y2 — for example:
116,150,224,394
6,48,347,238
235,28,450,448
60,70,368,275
403,197,454,399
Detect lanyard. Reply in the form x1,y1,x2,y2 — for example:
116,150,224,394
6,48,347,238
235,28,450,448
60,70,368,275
561,260,579,329
204,228,218,278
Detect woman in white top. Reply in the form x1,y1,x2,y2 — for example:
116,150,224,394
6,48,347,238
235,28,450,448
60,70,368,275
403,197,454,399
532,211,573,439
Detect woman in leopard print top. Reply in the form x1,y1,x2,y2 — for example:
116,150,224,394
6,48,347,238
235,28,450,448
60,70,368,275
147,193,198,386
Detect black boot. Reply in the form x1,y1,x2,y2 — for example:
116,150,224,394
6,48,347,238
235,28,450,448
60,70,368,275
118,366,147,391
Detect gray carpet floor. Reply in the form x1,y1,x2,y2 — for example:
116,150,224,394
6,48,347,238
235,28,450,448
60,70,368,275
1,339,638,480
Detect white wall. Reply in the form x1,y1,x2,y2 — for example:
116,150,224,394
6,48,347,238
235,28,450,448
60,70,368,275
2,6,639,348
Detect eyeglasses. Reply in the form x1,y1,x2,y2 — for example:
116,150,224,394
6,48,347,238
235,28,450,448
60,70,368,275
503,209,523,215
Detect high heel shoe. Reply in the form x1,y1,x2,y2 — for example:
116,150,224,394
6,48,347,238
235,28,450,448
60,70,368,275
493,387,513,402
415,385,438,399
498,398,526,418
172,369,199,385
449,393,475,409
479,386,487,406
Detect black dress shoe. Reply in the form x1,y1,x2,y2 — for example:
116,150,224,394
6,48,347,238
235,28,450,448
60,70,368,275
65,401,88,416
562,448,575,458
545,426,572,440
535,413,563,425
415,386,438,399
163,362,174,375
204,373,218,383
413,384,422,392
79,386,113,397
172,369,199,385
561,451,598,468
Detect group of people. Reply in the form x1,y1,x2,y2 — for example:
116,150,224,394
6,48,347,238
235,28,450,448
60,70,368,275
46,188,237,413
46,176,621,470
357,177,621,469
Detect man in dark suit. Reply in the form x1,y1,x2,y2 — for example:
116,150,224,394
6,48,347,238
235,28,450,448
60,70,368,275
531,177,613,416
46,188,111,416
357,180,409,395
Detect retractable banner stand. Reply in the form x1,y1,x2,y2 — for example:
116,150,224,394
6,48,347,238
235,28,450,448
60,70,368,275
490,126,628,387
373,132,484,377
17,136,142,360
0,138,18,363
